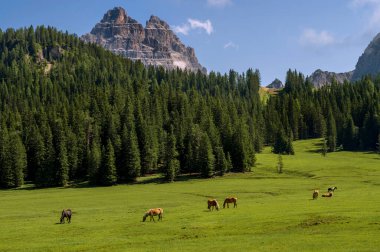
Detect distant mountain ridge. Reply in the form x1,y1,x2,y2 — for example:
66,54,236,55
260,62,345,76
307,69,353,88
82,7,206,73
266,78,284,89
309,32,380,87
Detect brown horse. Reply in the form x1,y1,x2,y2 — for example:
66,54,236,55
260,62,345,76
322,192,333,197
142,208,163,222
312,190,319,200
207,199,219,211
223,197,237,208
60,209,72,224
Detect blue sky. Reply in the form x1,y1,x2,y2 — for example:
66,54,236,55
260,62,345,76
1,0,379,84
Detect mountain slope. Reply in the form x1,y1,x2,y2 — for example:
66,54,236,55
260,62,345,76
351,32,380,81
308,69,353,88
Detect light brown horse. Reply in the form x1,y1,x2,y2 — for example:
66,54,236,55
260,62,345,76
207,199,219,211
60,209,72,224
142,208,163,222
223,197,237,208
312,190,319,200
322,192,333,197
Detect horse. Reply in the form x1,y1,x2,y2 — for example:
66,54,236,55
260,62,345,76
142,208,163,222
328,186,337,192
322,192,333,197
60,209,72,224
312,190,319,200
207,199,219,211
223,197,237,208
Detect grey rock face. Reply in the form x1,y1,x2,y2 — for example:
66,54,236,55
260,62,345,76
266,78,284,89
82,7,206,73
351,33,380,81
308,69,353,88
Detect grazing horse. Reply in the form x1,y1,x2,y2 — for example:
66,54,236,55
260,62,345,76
142,208,163,222
312,190,319,200
328,186,337,192
322,192,333,197
60,209,72,224
223,197,237,208
207,199,219,211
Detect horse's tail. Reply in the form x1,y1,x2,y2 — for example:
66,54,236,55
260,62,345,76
223,199,227,208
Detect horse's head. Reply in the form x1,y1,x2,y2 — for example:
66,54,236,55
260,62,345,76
142,212,149,222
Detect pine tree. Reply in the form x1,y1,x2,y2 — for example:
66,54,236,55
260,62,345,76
119,124,141,182
342,116,357,151
0,127,13,188
88,140,101,185
100,139,117,185
9,132,27,187
321,137,328,157
327,109,337,152
54,121,69,186
215,146,228,175
164,126,179,182
199,133,215,178
277,154,283,174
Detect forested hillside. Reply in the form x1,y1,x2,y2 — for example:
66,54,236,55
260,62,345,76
0,27,379,188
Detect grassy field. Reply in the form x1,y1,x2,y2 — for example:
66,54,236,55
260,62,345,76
1,139,379,252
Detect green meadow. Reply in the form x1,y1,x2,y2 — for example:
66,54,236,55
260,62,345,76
1,139,379,252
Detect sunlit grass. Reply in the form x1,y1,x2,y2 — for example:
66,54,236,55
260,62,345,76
1,139,379,251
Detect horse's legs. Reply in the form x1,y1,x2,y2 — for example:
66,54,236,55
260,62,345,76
68,216,71,223
234,202,237,208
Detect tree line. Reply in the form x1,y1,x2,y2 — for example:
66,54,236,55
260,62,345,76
0,26,379,188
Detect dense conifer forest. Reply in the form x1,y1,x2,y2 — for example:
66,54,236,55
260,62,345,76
0,26,379,188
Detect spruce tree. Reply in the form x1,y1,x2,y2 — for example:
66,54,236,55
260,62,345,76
327,109,337,152
199,133,215,178
164,126,179,182
9,132,27,187
100,139,117,185
277,154,283,174
215,146,228,175
88,140,101,185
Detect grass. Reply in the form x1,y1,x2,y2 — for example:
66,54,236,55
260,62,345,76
1,139,379,251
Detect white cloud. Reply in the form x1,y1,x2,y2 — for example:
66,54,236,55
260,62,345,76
299,28,336,47
188,19,213,35
207,0,233,7
172,24,190,35
224,41,239,50
172,19,214,35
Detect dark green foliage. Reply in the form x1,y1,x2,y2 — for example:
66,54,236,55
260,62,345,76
321,138,328,157
273,130,294,155
215,146,228,175
199,132,215,178
99,139,117,185
327,109,337,152
164,126,179,182
0,27,378,188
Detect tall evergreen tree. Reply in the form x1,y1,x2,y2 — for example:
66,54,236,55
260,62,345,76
100,139,117,185
164,126,180,182
199,133,215,178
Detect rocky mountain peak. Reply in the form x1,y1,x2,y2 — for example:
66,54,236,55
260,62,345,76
82,7,206,74
351,32,380,81
101,7,128,25
146,15,170,30
266,78,283,89
308,69,353,88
